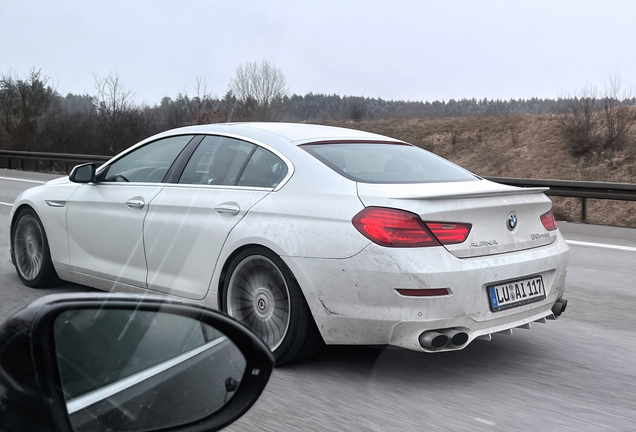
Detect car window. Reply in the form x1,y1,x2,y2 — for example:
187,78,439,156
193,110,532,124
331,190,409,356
179,135,254,185
238,146,288,188
302,143,478,184
101,135,193,183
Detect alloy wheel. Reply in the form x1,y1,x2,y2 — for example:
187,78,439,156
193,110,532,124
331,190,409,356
14,214,45,282
227,255,291,351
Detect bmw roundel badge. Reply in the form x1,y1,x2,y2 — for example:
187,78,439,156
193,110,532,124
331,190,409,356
507,213,518,231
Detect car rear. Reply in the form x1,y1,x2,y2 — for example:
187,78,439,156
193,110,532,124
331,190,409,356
295,141,569,352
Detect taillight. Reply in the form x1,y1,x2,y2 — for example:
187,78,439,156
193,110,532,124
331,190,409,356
424,222,472,245
352,207,441,247
540,209,557,231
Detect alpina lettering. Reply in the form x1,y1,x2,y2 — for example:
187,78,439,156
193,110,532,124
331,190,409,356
470,240,498,248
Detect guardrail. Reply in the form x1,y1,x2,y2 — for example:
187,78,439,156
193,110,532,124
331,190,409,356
0,150,110,174
1,150,635,222
485,177,636,221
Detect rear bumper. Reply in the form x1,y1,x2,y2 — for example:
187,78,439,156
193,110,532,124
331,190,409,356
283,231,569,352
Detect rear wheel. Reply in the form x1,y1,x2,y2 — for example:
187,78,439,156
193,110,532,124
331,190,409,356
222,247,323,365
12,208,59,288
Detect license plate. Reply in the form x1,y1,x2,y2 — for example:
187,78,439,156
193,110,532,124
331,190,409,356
488,276,545,312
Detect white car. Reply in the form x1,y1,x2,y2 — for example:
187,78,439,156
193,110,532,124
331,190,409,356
9,123,569,364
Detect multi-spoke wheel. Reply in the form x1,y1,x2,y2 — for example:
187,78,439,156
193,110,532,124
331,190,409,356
12,208,59,288
222,247,323,365
227,255,291,351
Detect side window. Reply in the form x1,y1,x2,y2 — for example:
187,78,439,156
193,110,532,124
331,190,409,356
179,136,254,185
101,135,193,183
238,147,288,188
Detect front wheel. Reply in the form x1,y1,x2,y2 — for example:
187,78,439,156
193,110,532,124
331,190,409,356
222,247,323,365
12,208,59,288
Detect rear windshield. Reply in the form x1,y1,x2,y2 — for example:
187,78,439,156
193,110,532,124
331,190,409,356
302,143,478,184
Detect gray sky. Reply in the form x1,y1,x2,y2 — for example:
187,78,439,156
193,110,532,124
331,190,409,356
2,0,635,105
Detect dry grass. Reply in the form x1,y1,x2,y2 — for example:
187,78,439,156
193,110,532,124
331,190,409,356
324,115,636,227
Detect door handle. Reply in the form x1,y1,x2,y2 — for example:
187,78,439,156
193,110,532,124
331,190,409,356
126,199,145,209
214,204,240,215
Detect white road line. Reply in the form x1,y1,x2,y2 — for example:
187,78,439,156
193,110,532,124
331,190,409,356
0,201,12,207
566,239,636,252
67,336,229,414
474,418,496,427
0,176,46,184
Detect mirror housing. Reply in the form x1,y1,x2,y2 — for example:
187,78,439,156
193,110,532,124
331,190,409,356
69,163,96,183
0,293,274,432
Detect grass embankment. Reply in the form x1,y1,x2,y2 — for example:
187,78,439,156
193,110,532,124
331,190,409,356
326,115,636,227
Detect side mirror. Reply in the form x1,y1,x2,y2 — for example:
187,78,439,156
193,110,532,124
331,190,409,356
0,293,274,432
69,163,96,183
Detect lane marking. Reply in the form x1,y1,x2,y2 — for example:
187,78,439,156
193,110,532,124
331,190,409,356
566,239,636,252
474,418,496,426
0,201,12,207
67,336,229,414
0,176,46,184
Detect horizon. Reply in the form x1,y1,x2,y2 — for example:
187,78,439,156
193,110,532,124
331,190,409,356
2,0,635,106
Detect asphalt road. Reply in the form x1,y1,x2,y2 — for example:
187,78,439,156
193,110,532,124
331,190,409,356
1,169,635,431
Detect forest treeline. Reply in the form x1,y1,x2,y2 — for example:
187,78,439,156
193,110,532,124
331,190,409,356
1,66,635,156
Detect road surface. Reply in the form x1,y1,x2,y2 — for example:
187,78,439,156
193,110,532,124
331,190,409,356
1,169,634,431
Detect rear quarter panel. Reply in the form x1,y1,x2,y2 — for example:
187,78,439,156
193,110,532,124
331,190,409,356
204,147,370,308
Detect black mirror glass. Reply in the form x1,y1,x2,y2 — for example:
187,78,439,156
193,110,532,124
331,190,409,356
70,164,95,183
53,308,247,432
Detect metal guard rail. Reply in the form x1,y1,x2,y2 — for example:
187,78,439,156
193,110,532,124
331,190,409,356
1,150,635,221
484,177,636,201
0,150,110,175
485,177,636,221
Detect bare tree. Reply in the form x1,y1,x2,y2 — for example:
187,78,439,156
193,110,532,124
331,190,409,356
186,77,226,125
229,60,287,121
601,75,636,151
0,69,53,148
92,72,140,153
93,72,135,126
556,85,602,156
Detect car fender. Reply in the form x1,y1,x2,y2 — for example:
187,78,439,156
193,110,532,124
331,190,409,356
10,182,80,270
203,170,369,329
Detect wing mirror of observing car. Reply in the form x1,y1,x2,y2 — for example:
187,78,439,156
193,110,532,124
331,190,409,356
69,163,96,183
0,293,274,432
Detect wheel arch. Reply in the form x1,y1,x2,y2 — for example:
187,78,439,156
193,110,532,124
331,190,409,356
9,204,39,260
216,243,300,313
215,242,325,363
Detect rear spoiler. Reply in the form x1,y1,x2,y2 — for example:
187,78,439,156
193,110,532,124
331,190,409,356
395,187,549,200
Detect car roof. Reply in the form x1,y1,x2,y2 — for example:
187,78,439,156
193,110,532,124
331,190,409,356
160,122,400,145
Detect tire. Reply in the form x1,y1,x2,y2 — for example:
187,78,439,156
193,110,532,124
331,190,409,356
221,247,323,365
11,208,59,288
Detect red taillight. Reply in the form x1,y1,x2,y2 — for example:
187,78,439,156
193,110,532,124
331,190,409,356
540,209,557,231
352,207,441,247
424,222,472,245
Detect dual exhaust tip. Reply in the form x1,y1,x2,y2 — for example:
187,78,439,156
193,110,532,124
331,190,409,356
552,298,568,318
420,298,569,350
419,329,469,350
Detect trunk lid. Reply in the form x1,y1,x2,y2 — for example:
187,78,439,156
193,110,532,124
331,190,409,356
356,179,557,258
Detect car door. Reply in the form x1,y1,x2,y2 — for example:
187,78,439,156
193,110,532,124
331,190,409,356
66,135,195,287
143,135,290,299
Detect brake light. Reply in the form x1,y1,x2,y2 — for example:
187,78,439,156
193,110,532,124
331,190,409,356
424,222,472,245
352,207,441,247
540,209,557,231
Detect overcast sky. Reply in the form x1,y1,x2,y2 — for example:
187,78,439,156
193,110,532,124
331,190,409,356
2,0,635,105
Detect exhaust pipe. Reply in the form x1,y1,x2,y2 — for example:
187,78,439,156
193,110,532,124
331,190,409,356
441,329,469,346
419,331,449,349
552,298,568,318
